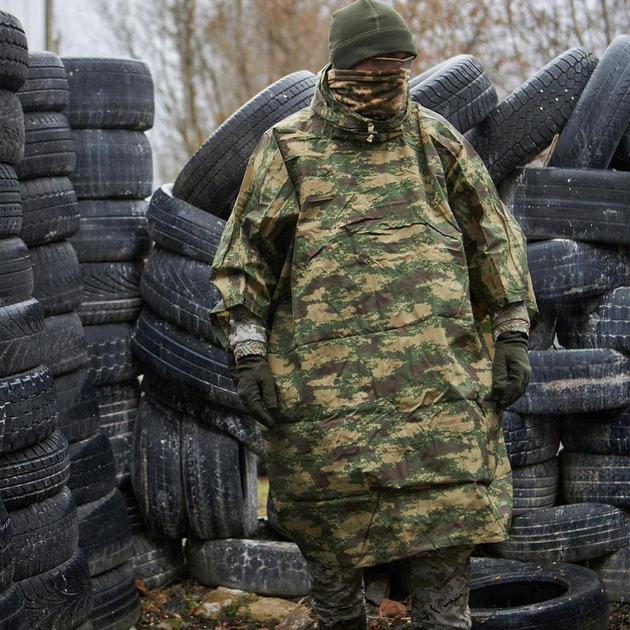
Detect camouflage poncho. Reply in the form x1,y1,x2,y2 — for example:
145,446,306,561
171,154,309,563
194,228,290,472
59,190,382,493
210,65,538,568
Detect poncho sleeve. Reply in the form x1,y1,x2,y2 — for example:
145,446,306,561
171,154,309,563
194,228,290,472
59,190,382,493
209,130,299,356
433,124,538,326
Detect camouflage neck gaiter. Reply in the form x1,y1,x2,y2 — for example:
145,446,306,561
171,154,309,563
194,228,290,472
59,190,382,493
327,67,410,120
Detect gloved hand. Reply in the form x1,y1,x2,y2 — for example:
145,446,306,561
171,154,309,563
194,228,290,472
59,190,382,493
236,354,278,428
492,331,531,409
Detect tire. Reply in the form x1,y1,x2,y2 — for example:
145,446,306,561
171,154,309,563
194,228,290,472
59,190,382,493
70,130,152,200
16,112,76,180
10,486,78,581
30,241,83,316
584,544,630,604
140,246,221,340
557,287,630,352
77,489,134,577
501,412,560,467
78,262,142,326
132,533,184,591
487,502,630,563
97,382,139,439
511,348,630,415
186,536,310,597
470,560,609,629
0,430,70,510
142,370,261,455
527,239,627,304
506,167,630,245
147,184,225,264
89,562,140,630
0,90,24,164
0,584,26,630
70,200,149,262
68,432,116,506
466,48,598,183
62,58,154,131
0,298,45,377
182,417,257,539
109,433,132,487
512,457,559,515
0,237,32,306
17,51,68,112
132,308,234,400
611,125,630,170
174,71,316,219
0,163,21,238
0,11,28,92
562,451,630,508
119,482,144,536
17,551,92,630
54,367,100,444
19,177,79,246
550,36,630,169
411,55,497,133
83,323,140,386
562,406,630,456
528,303,556,351
0,365,57,455
131,395,188,539
43,313,88,378
0,499,12,591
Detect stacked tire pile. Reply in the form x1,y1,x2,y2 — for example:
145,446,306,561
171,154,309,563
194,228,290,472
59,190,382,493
0,13,94,630
463,35,630,611
130,72,318,596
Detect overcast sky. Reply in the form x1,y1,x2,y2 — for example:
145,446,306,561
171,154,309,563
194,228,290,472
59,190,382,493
0,0,118,56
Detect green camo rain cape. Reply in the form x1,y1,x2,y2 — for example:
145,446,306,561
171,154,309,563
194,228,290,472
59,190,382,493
210,66,538,568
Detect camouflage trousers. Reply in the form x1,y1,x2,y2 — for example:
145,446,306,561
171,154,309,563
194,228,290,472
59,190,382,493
307,545,474,630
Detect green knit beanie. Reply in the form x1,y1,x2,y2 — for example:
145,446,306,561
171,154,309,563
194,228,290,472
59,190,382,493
329,0,417,69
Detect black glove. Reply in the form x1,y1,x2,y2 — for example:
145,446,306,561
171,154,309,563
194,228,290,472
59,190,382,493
492,331,531,409
236,354,278,428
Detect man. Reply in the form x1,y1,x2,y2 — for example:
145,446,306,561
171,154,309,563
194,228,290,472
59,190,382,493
209,1,538,628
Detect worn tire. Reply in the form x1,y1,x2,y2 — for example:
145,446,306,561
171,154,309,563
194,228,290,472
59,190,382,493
78,489,134,577
70,200,149,262
0,298,45,377
584,544,630,604
0,163,21,238
89,561,140,630
132,533,184,591
512,457,559,515
17,51,68,112
17,550,92,630
68,432,116,506
70,130,152,200
0,499,12,591
63,58,154,131
55,367,100,444
550,36,630,169
131,395,187,539
17,112,76,180
0,90,24,164
470,560,609,629
466,48,597,183
611,125,630,170
78,262,142,326
174,71,316,219
147,184,225,264
562,406,630,456
43,313,87,378
19,177,79,246
528,303,557,351
501,412,560,467
132,308,233,400
506,167,630,245
0,429,70,510
109,433,132,487
10,486,78,581
0,11,28,92
140,246,220,340
0,365,57,454
0,584,26,630
97,382,139,439
83,323,139,386
487,503,630,563
30,241,83,316
0,237,32,306
187,536,310,597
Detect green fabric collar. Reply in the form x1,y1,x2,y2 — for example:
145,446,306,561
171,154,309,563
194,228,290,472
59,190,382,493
310,64,410,144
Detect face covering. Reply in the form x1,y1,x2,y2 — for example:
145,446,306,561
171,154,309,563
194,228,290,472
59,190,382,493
327,66,410,120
